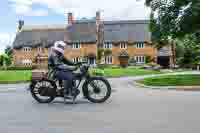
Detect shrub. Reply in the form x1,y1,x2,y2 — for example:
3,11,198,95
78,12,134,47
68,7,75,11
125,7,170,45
146,63,158,67
90,69,105,76
128,57,136,66
97,64,112,69
0,66,36,70
145,55,155,63
111,65,120,69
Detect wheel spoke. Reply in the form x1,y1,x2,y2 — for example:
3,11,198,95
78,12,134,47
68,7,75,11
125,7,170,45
87,79,109,100
33,91,39,94
31,80,55,102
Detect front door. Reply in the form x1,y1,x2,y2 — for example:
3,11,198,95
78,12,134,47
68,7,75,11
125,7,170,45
119,57,129,67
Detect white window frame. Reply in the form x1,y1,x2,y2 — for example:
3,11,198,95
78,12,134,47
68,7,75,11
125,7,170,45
135,56,145,64
22,59,32,66
104,42,112,49
72,43,81,49
104,56,112,64
23,47,32,52
136,42,145,48
120,42,127,49
37,47,42,52
73,57,80,63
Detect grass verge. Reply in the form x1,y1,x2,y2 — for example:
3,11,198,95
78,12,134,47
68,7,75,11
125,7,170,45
95,68,162,77
0,70,31,84
0,68,162,83
138,74,200,86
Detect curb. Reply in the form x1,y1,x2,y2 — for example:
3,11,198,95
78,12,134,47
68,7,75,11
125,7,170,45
134,81,200,91
0,88,28,93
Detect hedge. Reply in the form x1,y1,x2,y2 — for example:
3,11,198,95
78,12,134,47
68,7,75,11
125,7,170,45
0,66,36,70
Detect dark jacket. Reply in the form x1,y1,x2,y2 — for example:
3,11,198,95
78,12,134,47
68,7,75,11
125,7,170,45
48,54,75,68
48,53,76,80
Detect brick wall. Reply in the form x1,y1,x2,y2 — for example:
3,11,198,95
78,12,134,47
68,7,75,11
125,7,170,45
64,43,97,59
13,47,49,67
13,41,156,67
13,49,34,66
111,42,157,65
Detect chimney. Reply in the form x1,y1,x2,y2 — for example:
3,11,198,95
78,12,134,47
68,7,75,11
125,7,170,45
18,20,24,32
68,12,74,25
96,11,101,26
96,11,104,48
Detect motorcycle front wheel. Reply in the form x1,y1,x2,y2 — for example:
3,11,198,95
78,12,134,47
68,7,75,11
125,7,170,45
84,77,111,103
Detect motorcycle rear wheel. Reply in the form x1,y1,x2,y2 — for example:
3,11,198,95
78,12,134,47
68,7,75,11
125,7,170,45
30,80,56,103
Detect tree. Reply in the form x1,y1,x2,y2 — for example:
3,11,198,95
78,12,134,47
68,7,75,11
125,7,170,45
5,45,13,57
146,0,200,38
0,55,3,66
3,54,11,66
176,35,200,68
145,0,200,68
146,1,179,67
3,45,13,66
0,54,11,68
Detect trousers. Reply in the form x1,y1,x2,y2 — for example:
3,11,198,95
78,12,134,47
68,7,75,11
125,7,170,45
56,70,74,95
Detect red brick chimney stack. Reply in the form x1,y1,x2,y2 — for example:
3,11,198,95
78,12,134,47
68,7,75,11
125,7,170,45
68,12,74,25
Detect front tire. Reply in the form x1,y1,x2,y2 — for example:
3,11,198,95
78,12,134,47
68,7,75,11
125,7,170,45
84,77,111,103
30,80,56,103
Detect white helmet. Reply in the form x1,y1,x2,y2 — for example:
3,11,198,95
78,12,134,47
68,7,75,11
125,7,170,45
52,41,66,55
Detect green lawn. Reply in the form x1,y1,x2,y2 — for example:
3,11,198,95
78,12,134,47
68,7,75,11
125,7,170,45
0,70,32,83
0,68,162,83
138,74,200,86
97,68,162,77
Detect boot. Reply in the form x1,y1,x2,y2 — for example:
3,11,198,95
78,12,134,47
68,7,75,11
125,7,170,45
64,89,73,100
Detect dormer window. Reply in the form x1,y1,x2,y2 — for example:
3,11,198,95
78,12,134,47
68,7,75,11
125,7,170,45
23,47,32,52
37,47,42,52
120,42,127,49
72,43,81,49
136,42,145,48
104,42,112,49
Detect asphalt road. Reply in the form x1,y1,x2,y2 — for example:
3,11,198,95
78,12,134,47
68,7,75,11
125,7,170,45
1,77,200,133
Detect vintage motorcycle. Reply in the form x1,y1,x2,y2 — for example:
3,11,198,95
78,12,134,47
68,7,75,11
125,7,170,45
29,62,111,103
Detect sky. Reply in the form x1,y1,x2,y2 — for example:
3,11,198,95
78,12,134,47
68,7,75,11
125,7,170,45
0,0,150,54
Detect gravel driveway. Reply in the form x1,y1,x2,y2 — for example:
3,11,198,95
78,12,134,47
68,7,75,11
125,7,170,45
0,75,200,133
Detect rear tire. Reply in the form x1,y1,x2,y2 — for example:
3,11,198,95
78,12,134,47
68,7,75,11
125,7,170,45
84,77,111,103
30,80,56,103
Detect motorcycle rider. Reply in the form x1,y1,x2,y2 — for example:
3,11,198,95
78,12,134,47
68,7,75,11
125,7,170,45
48,41,78,100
